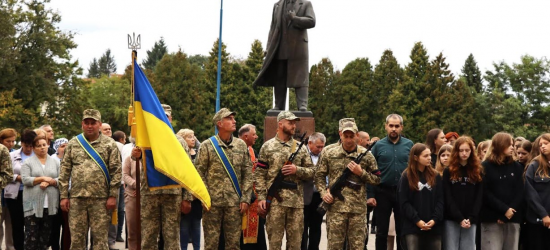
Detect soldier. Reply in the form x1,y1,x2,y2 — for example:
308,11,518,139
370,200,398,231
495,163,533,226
59,109,122,250
131,104,192,250
256,111,315,250
314,119,380,250
195,108,253,250
323,118,355,152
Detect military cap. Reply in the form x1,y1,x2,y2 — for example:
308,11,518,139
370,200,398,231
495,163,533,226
277,111,301,122
161,104,172,116
341,120,358,134
339,118,356,130
213,108,236,125
83,109,101,121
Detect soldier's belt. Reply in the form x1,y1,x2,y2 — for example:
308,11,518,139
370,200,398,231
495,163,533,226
280,181,297,190
345,180,362,191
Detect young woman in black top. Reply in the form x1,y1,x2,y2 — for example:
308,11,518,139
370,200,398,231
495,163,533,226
442,137,483,250
479,132,524,250
524,133,550,250
398,143,444,250
516,140,532,170
426,129,447,167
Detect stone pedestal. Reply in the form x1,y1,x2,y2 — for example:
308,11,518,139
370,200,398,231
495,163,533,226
264,110,315,142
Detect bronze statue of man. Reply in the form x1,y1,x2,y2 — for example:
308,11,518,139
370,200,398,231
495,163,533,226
253,0,316,112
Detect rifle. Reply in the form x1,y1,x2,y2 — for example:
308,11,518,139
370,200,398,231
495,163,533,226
259,131,307,217
317,141,378,215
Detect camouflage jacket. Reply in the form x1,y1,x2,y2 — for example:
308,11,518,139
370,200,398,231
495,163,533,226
195,135,253,207
255,135,314,208
314,144,380,213
0,144,13,189
59,134,121,199
140,135,189,198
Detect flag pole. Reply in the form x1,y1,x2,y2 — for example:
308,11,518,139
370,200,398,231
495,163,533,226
215,0,223,133
128,33,141,250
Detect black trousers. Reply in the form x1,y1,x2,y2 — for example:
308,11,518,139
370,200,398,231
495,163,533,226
6,190,24,250
301,192,323,250
374,185,403,250
525,223,550,250
48,208,62,250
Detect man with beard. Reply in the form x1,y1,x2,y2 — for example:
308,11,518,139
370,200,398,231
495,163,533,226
256,111,314,250
367,114,413,250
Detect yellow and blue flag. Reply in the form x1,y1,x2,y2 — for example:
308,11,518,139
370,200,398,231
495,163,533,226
132,60,211,209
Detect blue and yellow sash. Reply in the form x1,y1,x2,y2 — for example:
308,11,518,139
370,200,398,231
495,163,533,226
76,134,111,185
209,136,242,197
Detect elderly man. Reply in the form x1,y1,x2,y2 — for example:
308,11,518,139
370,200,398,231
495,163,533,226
59,109,121,250
196,108,253,250
256,111,314,250
101,123,112,137
302,132,326,250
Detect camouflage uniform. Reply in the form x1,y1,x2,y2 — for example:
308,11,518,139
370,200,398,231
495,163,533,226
140,128,192,250
59,110,121,250
314,122,380,250
0,144,14,216
195,134,252,250
255,132,314,250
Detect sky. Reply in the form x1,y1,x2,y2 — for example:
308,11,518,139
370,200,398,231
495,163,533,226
49,0,550,78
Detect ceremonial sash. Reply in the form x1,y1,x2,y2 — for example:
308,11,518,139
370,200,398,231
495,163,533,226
76,134,111,185
243,146,259,244
209,136,242,197
76,134,118,225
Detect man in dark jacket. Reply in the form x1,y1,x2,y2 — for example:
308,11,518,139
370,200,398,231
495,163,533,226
253,0,316,112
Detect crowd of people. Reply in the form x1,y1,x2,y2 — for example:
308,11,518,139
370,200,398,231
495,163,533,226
0,107,549,250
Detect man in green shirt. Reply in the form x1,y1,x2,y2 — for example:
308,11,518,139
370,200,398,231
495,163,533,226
367,114,413,250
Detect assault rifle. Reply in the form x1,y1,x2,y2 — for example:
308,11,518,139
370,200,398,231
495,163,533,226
317,142,378,215
259,131,307,218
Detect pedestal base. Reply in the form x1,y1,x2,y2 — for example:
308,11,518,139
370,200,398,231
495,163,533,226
263,110,315,142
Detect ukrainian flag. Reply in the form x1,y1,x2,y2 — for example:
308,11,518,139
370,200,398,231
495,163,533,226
133,60,211,209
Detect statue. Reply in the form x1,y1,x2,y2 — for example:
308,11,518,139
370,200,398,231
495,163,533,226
253,0,316,112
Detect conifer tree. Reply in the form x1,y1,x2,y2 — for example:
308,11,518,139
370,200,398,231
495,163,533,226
461,54,483,93
143,37,168,70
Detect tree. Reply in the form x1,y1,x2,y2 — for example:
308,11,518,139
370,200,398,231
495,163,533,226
142,37,168,70
461,54,483,93
309,58,340,141
388,42,430,142
373,49,404,136
188,54,209,70
84,76,131,134
98,49,117,76
0,0,80,131
87,58,100,78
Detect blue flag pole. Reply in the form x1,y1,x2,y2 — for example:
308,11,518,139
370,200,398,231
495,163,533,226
215,0,223,133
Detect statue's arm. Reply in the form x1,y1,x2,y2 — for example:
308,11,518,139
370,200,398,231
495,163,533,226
291,2,316,30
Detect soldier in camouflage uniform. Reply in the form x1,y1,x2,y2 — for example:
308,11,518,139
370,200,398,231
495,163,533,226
0,143,14,215
256,111,315,250
322,118,355,153
131,104,193,250
195,108,253,250
59,109,122,250
314,119,380,250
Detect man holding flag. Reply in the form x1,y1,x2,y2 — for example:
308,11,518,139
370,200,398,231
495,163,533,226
131,104,193,250
59,109,122,250
195,108,253,250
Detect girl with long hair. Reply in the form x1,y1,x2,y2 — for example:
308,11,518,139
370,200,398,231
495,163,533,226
528,136,541,166
435,145,452,176
426,129,447,167
442,137,483,250
516,140,532,169
479,132,524,250
524,133,550,250
398,143,444,250
477,140,490,162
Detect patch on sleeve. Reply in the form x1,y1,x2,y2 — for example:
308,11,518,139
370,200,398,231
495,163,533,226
257,160,269,169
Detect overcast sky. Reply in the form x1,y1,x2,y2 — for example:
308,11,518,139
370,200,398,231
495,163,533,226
49,0,550,78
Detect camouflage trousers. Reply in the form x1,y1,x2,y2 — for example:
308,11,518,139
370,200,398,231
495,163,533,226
266,205,303,250
327,211,367,250
202,206,241,250
68,198,112,250
141,194,182,250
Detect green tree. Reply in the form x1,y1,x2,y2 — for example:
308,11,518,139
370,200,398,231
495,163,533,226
83,76,131,134
0,0,80,130
388,42,430,142
87,58,100,78
189,54,209,70
98,49,117,76
309,58,340,141
373,49,404,136
461,54,483,93
142,37,168,70
443,78,479,139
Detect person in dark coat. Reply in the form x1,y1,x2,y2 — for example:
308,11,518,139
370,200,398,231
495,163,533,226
253,0,316,111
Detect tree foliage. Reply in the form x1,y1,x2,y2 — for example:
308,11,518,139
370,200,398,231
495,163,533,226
142,37,168,70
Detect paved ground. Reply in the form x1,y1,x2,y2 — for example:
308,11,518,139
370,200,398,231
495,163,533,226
2,220,393,249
